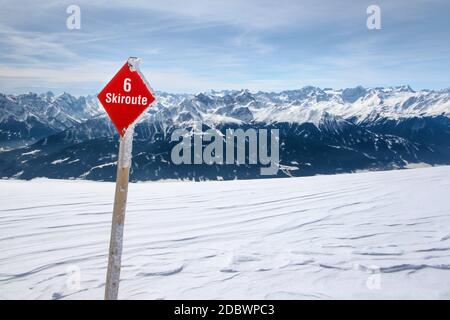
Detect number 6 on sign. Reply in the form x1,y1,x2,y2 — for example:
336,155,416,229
123,78,131,92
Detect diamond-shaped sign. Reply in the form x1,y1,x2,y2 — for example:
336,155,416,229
97,59,155,136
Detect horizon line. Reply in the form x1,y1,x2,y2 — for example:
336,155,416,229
2,85,450,98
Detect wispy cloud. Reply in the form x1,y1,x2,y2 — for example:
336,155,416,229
0,0,449,94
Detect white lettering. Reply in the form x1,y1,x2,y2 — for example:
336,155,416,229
102,93,151,106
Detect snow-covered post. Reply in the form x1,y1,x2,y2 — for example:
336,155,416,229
98,56,155,300
104,124,134,300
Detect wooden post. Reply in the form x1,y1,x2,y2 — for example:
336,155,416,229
104,126,134,300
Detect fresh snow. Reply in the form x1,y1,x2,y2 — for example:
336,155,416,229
51,157,70,165
3,87,449,137
144,86,450,128
1,167,450,299
21,149,41,156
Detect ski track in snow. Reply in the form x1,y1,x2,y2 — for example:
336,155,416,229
1,166,450,299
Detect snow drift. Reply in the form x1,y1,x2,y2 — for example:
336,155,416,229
1,166,450,299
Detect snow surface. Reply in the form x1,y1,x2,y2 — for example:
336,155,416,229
1,166,450,299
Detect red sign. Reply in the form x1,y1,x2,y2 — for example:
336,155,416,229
98,60,156,136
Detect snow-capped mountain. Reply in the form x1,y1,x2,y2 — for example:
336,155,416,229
0,92,101,149
144,86,450,127
0,86,449,181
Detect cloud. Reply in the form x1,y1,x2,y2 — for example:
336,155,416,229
0,31,80,65
0,0,449,94
0,61,237,94
86,0,337,30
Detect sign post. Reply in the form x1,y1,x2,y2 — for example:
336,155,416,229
104,125,133,300
97,57,156,300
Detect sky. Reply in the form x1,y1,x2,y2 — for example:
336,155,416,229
0,0,449,95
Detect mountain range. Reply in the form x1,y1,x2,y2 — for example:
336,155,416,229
0,86,449,181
